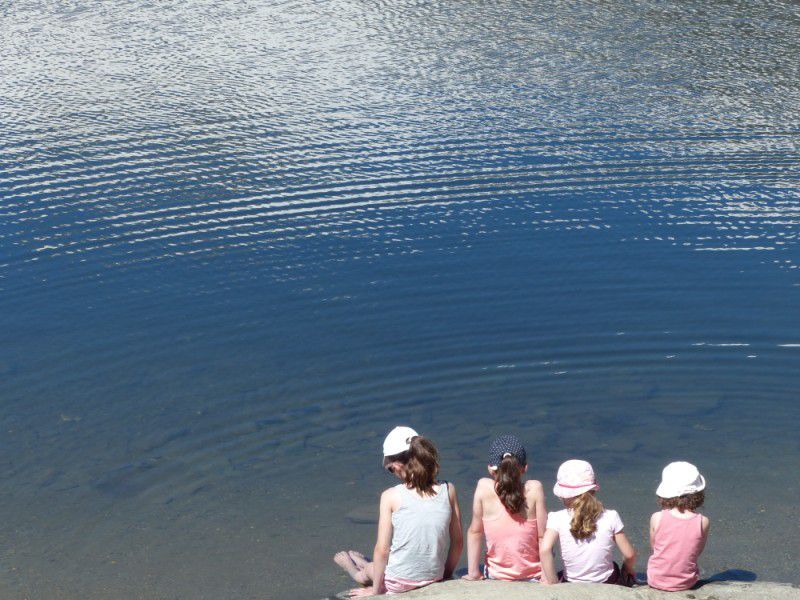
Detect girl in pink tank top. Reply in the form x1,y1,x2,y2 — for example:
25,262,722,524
647,462,711,591
462,435,547,582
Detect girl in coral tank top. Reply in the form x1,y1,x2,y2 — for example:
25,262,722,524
647,462,711,591
462,435,547,582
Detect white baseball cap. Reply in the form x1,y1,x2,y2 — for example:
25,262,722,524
656,461,706,498
382,426,419,457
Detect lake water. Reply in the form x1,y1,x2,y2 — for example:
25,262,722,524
1,0,799,597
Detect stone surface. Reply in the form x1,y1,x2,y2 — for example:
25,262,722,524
344,580,800,599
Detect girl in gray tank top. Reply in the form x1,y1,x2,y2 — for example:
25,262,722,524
333,426,463,596
386,481,452,583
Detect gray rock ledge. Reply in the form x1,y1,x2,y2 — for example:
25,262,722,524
375,580,800,599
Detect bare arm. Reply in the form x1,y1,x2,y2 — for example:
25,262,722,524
463,482,485,580
539,528,559,585
530,481,547,540
649,512,661,549
614,530,637,576
698,515,711,553
444,482,463,580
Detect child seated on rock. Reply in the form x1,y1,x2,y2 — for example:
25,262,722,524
647,462,710,591
333,426,463,597
461,435,547,582
540,459,637,586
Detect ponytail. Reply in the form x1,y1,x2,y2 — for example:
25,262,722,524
402,436,439,496
569,491,604,540
494,455,526,514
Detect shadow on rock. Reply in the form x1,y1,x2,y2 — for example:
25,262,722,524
699,569,758,585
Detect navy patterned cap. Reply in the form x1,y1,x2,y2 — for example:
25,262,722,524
488,434,527,468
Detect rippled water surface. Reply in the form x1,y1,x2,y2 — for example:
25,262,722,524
2,0,800,597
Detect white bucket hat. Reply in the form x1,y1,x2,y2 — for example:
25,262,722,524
656,461,706,498
553,459,600,499
382,426,419,457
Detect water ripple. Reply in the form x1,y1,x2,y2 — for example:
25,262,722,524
2,0,800,595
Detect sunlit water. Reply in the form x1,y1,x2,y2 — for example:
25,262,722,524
1,0,800,597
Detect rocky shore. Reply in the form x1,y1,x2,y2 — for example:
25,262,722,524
336,580,800,599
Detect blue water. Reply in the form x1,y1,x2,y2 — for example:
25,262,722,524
2,0,800,597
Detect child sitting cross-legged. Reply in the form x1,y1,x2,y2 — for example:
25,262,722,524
333,426,463,597
540,459,637,586
462,435,547,582
647,462,710,591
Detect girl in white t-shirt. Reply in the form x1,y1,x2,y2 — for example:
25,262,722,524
540,460,637,586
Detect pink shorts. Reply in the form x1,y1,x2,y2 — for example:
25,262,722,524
383,576,440,594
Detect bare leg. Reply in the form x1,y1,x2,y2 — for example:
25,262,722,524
334,551,372,585
348,551,369,570
359,562,374,586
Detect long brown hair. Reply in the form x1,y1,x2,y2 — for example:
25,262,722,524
569,491,604,539
658,491,705,512
494,454,526,514
390,436,440,496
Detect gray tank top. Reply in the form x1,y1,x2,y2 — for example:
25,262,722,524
385,482,452,582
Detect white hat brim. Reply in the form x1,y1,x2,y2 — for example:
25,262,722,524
656,474,706,498
553,482,599,499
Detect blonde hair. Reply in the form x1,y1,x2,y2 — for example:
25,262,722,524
569,491,604,539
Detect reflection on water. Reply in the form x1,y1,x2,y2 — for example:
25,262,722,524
1,0,799,597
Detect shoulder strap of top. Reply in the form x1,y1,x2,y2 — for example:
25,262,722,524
395,483,410,499
397,481,449,502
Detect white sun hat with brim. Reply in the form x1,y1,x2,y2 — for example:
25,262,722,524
553,459,600,499
382,426,419,457
656,461,706,498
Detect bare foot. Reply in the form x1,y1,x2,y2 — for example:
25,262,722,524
348,550,369,569
334,551,362,581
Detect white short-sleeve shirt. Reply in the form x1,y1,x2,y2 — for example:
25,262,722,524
546,508,624,583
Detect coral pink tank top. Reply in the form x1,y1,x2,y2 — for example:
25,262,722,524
647,510,704,591
483,510,541,581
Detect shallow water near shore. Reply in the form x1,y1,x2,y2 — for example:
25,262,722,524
2,0,800,598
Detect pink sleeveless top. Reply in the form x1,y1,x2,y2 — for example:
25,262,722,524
647,510,705,591
483,510,541,581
